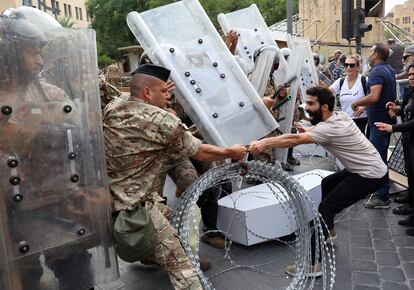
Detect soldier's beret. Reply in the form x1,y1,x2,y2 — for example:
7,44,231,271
131,64,170,82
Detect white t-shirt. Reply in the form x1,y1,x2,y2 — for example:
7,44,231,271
306,112,387,179
330,74,367,119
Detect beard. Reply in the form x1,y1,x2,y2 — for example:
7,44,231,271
306,107,323,125
368,56,375,68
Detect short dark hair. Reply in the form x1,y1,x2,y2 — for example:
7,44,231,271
306,86,335,111
408,63,414,71
373,43,389,61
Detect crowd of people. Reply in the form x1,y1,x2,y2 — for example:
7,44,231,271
98,37,414,283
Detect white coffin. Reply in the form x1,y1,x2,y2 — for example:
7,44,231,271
217,169,334,246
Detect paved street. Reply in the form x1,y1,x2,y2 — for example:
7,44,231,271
98,147,414,290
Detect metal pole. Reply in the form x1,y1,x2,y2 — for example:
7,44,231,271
355,0,362,55
294,20,320,37
378,20,404,45
356,37,362,55
312,20,340,46
287,0,292,35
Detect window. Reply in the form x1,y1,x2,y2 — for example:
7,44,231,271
68,4,72,17
22,0,33,6
79,7,83,21
396,18,400,25
64,3,67,16
86,12,90,22
75,7,79,20
404,27,411,33
403,16,411,24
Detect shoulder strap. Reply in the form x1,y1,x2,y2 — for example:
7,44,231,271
339,77,345,90
361,75,367,95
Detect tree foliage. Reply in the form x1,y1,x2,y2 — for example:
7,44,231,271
86,0,298,58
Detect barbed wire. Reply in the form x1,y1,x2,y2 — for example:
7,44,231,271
171,160,336,290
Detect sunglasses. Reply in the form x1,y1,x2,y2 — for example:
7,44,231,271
403,55,413,60
409,73,414,77
344,63,356,68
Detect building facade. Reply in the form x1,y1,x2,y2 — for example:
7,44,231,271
298,0,385,57
0,0,90,28
387,0,414,34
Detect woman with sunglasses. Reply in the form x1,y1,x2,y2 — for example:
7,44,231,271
375,63,414,234
329,55,368,134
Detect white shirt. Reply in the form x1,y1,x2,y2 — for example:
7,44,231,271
330,74,367,119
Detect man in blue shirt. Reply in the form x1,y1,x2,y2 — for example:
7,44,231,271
352,43,396,208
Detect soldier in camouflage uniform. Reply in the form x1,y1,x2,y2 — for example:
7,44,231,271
139,53,227,251
99,73,122,111
0,16,98,290
103,64,247,290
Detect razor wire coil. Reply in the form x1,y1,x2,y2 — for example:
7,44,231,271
171,160,336,290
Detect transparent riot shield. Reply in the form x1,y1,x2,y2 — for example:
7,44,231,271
271,49,298,163
218,4,278,98
287,35,319,104
0,9,118,290
127,0,278,147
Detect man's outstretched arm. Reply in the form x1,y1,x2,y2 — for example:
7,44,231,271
249,133,315,154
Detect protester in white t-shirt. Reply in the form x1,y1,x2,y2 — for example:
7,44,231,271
329,55,368,134
249,85,386,278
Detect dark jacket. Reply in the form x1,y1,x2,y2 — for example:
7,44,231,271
393,88,414,144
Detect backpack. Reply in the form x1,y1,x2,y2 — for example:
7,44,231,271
339,75,367,96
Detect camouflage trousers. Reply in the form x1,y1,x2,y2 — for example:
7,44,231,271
156,155,223,233
146,202,202,290
154,155,199,197
154,154,202,253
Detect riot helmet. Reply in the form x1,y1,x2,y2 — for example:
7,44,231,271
280,47,291,60
252,44,279,74
313,53,320,66
0,15,47,86
139,51,153,65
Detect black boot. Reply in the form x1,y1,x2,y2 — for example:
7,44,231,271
393,204,414,215
406,228,414,236
398,215,414,226
394,190,409,203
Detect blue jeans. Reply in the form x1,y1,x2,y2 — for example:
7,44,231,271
369,123,391,201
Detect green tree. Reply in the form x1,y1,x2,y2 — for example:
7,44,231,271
86,0,150,58
86,0,298,58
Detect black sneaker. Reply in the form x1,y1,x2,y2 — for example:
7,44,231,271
393,204,414,215
282,163,293,172
406,228,414,237
287,156,301,166
398,217,414,227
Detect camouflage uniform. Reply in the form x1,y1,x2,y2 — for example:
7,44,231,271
264,77,276,99
105,64,122,86
0,81,96,290
154,154,198,197
251,78,280,163
99,74,122,111
103,97,203,290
